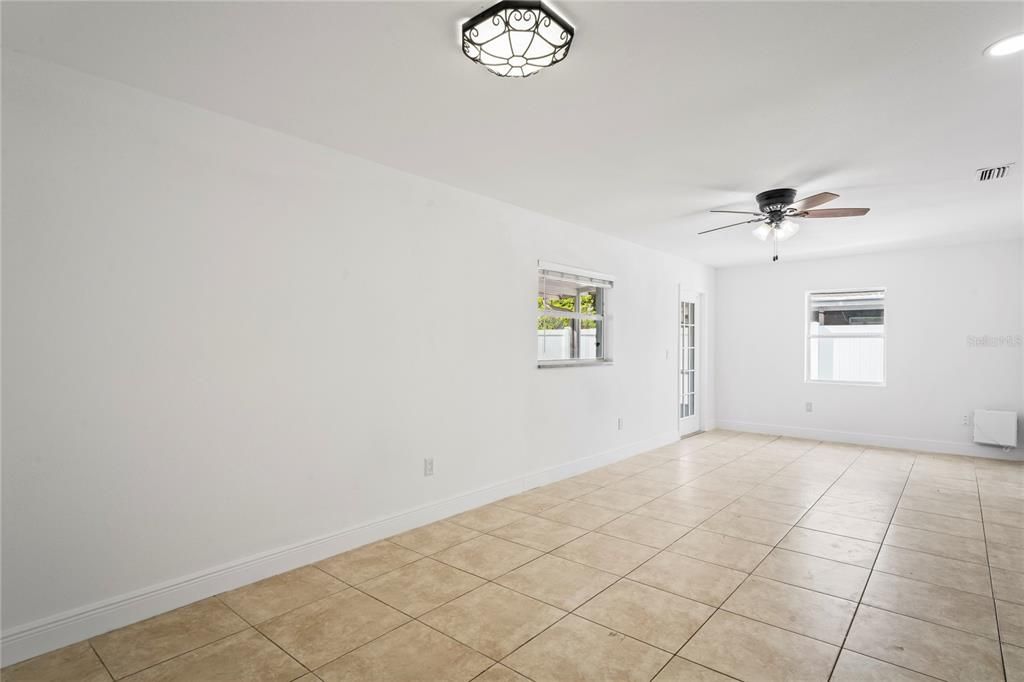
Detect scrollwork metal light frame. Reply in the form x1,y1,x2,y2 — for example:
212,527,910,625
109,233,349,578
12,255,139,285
461,1,574,77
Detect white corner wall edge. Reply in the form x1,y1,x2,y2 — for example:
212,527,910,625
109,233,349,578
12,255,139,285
0,430,680,666
717,419,1023,461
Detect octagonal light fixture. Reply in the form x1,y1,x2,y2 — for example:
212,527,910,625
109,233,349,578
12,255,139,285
461,1,574,77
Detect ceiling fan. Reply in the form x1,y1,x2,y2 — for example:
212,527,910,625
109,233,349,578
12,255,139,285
699,188,870,262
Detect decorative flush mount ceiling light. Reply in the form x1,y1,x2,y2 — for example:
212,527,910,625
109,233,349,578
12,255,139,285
462,1,574,77
985,33,1024,56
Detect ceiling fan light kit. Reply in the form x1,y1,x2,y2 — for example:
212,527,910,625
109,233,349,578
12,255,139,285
700,188,871,262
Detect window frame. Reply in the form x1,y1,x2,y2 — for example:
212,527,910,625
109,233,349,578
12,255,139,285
537,261,614,369
804,287,887,387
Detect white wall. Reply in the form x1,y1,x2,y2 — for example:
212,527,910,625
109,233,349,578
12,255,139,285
716,240,1022,458
0,52,714,660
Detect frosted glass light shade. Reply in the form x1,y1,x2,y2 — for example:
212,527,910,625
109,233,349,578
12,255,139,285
776,220,800,241
462,1,574,77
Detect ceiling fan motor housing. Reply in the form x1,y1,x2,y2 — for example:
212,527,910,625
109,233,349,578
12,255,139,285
755,188,797,218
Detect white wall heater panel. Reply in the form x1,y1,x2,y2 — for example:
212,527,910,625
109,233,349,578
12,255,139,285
973,409,1018,447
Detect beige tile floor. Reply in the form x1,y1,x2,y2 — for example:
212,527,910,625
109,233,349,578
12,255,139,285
5,431,1024,682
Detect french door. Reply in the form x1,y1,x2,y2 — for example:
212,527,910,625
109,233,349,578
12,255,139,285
679,291,701,436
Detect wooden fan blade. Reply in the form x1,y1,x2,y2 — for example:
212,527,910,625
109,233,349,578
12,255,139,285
796,208,870,218
710,210,763,216
698,218,763,235
790,192,839,211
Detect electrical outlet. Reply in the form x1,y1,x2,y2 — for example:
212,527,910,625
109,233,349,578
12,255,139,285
424,458,434,477
805,402,813,413
617,417,624,431
961,414,970,426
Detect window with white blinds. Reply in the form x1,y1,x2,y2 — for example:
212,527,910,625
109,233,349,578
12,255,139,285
537,262,614,366
806,289,886,384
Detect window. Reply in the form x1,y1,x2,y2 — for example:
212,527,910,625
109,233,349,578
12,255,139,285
806,289,885,384
537,262,613,366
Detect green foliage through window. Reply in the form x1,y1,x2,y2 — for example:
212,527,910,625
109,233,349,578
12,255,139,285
537,293,597,329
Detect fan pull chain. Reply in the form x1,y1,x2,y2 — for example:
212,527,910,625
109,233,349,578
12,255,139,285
772,230,779,262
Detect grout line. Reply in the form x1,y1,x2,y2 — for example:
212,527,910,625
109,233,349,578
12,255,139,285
25,434,1014,682
976,475,1009,682
87,641,116,681
214,597,312,675
826,452,918,680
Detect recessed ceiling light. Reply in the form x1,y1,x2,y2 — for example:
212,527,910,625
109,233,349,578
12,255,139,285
461,1,574,77
985,33,1024,57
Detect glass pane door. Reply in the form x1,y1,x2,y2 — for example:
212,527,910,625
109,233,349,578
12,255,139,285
679,297,700,435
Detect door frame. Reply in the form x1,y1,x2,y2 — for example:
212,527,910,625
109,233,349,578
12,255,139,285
678,287,705,437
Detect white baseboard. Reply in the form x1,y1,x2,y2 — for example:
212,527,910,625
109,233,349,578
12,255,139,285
716,419,1023,461
0,430,679,666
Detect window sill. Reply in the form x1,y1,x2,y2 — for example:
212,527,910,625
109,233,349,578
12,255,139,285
538,360,614,369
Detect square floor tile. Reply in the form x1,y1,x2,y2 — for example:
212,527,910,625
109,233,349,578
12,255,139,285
628,552,746,607
721,576,857,645
258,589,408,669
532,479,601,500
993,567,1024,605
777,527,879,568
316,621,491,682
699,511,791,545
473,664,532,682
652,657,734,681
495,554,618,611
551,532,657,575
990,542,1024,571
883,525,988,565
490,515,587,552
812,496,895,523
680,610,838,682
538,501,622,530
891,508,984,539
576,579,714,652
576,488,653,513
1,642,111,682
634,499,718,526
753,548,869,601
219,565,345,624
432,534,542,580
1005,643,1024,682
598,514,692,549
495,491,565,514
797,510,888,542
899,495,981,521
845,605,1003,682
999,599,1024,647
447,504,528,532
358,558,484,617
606,476,681,498
420,583,564,659
316,540,421,585
987,523,1024,549
389,521,479,555
124,629,304,682
831,649,938,682
862,571,998,638
91,598,248,679
874,545,992,597
503,614,670,682
667,529,772,572
661,486,740,510
722,496,806,524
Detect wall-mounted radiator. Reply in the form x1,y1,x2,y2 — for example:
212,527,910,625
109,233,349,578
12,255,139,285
973,409,1018,448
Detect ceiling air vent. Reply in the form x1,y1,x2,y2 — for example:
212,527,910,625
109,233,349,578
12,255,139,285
976,163,1014,182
